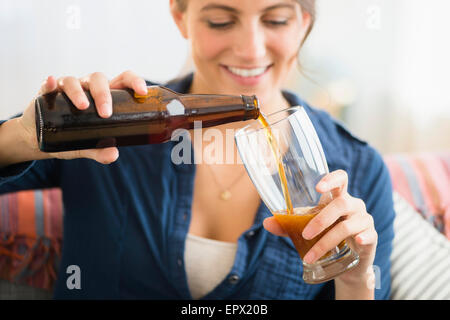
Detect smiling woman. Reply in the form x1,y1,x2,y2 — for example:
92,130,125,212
170,0,316,115
0,0,395,301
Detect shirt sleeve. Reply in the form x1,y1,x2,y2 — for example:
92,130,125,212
354,145,395,300
0,119,60,193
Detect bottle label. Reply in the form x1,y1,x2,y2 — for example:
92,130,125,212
167,99,185,116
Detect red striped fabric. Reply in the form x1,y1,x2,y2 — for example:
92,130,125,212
0,189,63,290
384,152,450,239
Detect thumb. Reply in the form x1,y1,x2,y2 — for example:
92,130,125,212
50,147,120,164
37,75,58,96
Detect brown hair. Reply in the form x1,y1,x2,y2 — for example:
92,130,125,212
297,0,316,45
175,0,316,43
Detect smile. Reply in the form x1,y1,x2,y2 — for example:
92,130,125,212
221,64,272,86
225,65,270,77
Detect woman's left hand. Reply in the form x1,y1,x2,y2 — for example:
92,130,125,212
263,169,378,286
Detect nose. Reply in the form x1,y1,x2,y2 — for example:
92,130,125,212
233,21,267,62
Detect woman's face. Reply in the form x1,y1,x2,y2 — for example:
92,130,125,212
172,0,312,103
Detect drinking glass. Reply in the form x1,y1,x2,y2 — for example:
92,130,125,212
235,106,359,284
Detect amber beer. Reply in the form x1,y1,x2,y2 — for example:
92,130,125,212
35,86,260,152
274,204,345,260
257,113,343,260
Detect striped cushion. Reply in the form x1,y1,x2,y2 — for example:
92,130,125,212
384,153,450,239
391,191,450,300
0,188,63,291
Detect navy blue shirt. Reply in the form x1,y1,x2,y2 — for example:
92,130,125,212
0,73,395,299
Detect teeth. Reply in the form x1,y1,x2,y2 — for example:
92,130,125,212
227,66,267,77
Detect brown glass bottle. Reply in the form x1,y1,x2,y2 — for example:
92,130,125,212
35,86,260,152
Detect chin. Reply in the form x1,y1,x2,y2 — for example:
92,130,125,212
230,82,273,97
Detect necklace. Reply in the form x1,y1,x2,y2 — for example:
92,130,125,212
205,165,246,201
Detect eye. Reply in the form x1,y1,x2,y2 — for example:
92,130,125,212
263,20,289,27
207,21,235,29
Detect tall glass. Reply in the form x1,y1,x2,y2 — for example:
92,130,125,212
235,106,359,284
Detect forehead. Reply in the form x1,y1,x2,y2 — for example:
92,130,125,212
192,0,299,13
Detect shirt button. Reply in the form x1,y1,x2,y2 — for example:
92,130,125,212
246,230,256,238
228,274,240,285
177,258,182,267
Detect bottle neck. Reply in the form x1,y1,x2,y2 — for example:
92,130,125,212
241,95,260,120
179,94,260,127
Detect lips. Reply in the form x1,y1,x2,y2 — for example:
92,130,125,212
221,64,272,86
226,66,268,77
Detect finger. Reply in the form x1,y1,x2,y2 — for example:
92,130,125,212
51,147,119,164
354,218,377,247
109,70,148,95
316,169,348,198
57,76,90,110
317,192,333,206
37,76,58,95
86,72,113,118
303,213,373,264
263,217,288,237
302,194,363,240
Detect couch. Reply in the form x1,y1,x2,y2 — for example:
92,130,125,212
1,152,449,300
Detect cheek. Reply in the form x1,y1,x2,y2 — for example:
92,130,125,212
273,37,300,63
267,28,304,67
191,28,229,62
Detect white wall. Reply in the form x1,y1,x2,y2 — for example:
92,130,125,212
0,0,188,119
292,0,450,153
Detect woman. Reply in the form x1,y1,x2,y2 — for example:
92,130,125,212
0,0,394,299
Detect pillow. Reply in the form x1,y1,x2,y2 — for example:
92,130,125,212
390,191,450,300
384,153,450,239
0,188,63,291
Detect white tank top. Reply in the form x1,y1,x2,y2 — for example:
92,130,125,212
184,233,238,299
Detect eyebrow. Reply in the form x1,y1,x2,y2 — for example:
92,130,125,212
263,3,296,12
201,3,239,13
200,2,296,14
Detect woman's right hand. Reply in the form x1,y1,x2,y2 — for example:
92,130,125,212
18,71,149,164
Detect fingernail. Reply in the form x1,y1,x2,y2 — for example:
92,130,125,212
317,181,328,191
302,228,315,240
76,99,88,109
101,104,112,117
80,98,90,108
303,251,316,264
357,234,366,244
140,82,148,94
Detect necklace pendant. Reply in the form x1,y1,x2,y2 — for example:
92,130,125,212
220,190,232,201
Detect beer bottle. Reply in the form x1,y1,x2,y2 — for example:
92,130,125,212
35,86,260,152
